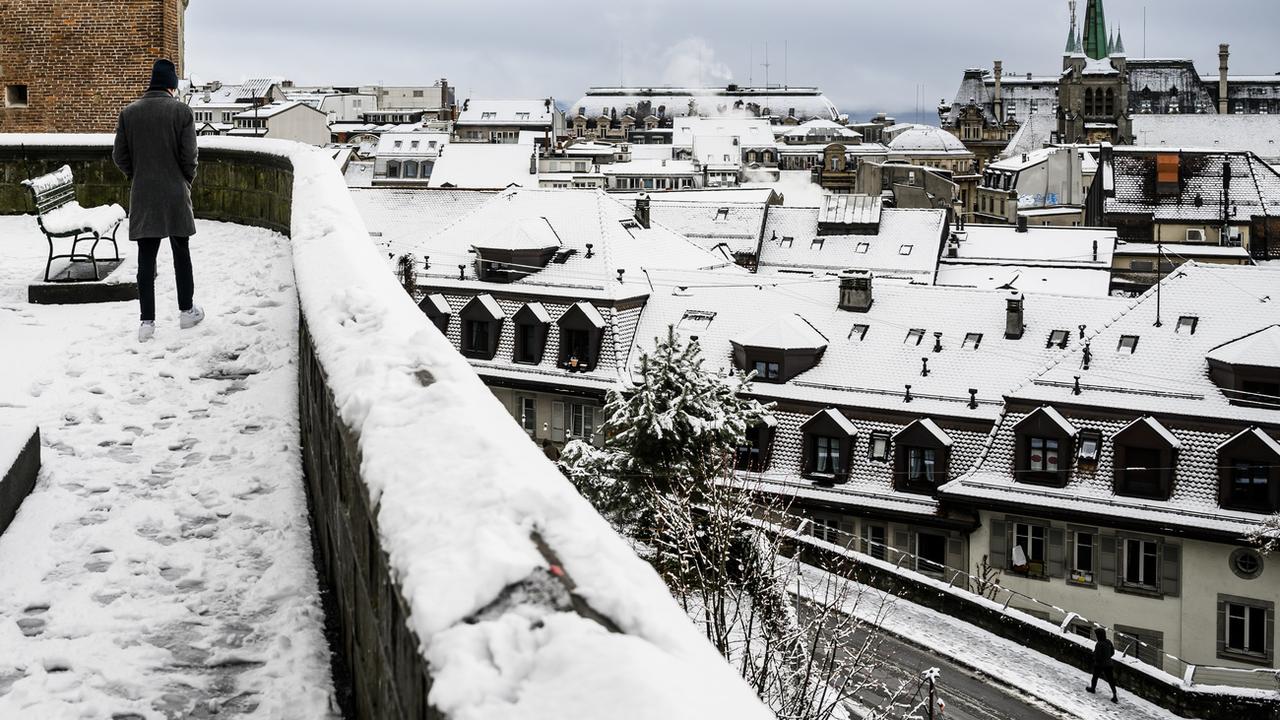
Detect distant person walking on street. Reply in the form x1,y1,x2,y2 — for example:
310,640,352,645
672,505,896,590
112,58,204,343
1086,627,1119,703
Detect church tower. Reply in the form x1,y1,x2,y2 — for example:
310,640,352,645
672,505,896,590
1058,0,1131,144
1082,0,1110,61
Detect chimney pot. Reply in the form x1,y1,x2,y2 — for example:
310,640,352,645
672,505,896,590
634,193,651,229
1016,215,1029,233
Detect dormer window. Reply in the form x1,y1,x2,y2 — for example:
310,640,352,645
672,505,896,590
801,409,858,481
1217,428,1280,513
419,293,452,335
1047,329,1070,348
962,333,983,349
893,419,953,494
558,302,606,372
512,303,551,365
1207,326,1280,408
905,329,925,345
1118,335,1139,353
731,315,828,384
1112,417,1180,500
1014,406,1077,487
459,294,505,360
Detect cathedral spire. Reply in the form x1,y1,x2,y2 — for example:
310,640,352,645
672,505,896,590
1082,0,1109,60
1113,28,1126,55
1065,0,1080,54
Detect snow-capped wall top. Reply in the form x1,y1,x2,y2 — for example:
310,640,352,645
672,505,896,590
0,134,771,719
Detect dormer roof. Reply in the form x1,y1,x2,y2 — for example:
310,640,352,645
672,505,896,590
733,314,828,351
1207,325,1280,369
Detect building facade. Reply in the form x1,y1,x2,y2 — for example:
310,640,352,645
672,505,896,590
1,0,188,132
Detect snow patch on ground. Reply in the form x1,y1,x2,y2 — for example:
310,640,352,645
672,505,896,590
0,216,335,719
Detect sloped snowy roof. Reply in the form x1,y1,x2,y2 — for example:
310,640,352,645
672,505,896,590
1105,149,1280,222
1132,115,1280,162
733,314,829,351
1218,427,1280,457
674,116,777,150
476,217,563,252
802,407,858,437
894,417,954,447
1113,416,1182,449
1206,325,1280,368
757,208,948,282
571,86,839,123
232,101,320,119
562,301,606,329
645,199,769,254
1018,405,1078,437
456,98,555,126
428,144,536,189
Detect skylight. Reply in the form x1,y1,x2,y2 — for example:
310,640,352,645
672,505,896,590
1117,335,1139,353
780,236,794,248
715,207,730,221
678,310,716,331
810,238,825,250
962,332,983,349
849,324,869,340
905,329,925,345
1047,329,1069,348
1176,316,1199,334
899,244,914,255
855,242,870,254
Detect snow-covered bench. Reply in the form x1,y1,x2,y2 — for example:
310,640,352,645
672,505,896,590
21,165,124,282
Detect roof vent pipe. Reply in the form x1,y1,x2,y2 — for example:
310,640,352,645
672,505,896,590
585,243,594,258
968,388,979,409
933,332,943,353
904,384,913,403
1016,215,1029,233
921,358,930,377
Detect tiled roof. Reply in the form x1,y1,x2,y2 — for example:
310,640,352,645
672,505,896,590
456,98,555,126
1105,150,1280,222
1132,115,1280,161
646,200,768,254
350,188,497,258
757,208,948,281
428,144,537,189
1012,262,1280,424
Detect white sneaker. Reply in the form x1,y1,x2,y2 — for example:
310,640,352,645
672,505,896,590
180,305,205,329
138,321,155,343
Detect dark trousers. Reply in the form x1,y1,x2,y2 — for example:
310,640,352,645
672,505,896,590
1090,665,1117,696
137,237,193,322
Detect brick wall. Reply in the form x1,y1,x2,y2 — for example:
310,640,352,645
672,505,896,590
0,0,188,133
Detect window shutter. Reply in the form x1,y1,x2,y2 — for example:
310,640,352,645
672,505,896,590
1099,534,1116,586
1064,529,1076,574
947,537,965,579
1217,598,1227,657
551,401,565,442
1048,527,1065,578
988,518,1007,570
1161,543,1180,597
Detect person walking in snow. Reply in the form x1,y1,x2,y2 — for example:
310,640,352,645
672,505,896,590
112,58,204,343
1086,627,1119,703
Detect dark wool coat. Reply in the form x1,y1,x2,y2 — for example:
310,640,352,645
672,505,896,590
112,90,198,240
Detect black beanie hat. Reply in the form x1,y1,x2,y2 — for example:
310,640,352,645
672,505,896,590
148,59,180,91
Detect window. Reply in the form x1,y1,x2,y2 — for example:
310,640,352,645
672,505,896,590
898,244,914,255
463,320,490,355
855,242,870,253
812,517,841,544
779,236,794,248
1047,329,1070,348
410,140,420,150
481,111,497,120
1117,335,1139,353
678,310,716,332
569,404,595,439
516,112,530,120
905,329,925,345
861,525,887,560
810,238,825,250
1077,430,1102,463
1230,548,1264,580
515,323,540,364
1220,596,1273,663
1071,531,1095,584
1121,537,1159,591
1120,446,1163,497
394,140,403,149
1027,437,1061,473
562,329,593,370
962,332,983,349
810,436,841,475
869,432,890,461
753,360,780,381
715,207,730,221
735,424,770,472
519,397,537,435
5,84,28,108
849,324,869,341
1176,316,1199,334
916,532,947,575
1229,462,1272,511
1012,522,1048,577
387,161,400,178
906,447,937,485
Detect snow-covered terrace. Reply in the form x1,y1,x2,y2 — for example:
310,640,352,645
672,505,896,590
0,136,769,719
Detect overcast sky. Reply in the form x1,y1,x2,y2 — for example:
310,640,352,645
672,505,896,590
186,0,1279,123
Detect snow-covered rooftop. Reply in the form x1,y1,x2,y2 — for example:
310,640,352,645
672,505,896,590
757,208,948,282
456,98,555,126
428,143,537,189
1131,114,1280,161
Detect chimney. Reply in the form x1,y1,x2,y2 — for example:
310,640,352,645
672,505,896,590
635,193,651,229
1016,215,1029,233
1005,291,1025,339
993,60,1004,122
1219,44,1230,114
838,269,873,312
440,78,450,118
946,235,960,258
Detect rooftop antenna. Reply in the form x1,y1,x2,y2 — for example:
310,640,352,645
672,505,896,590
763,42,771,90
1143,6,1147,57
784,40,788,89
749,44,753,86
